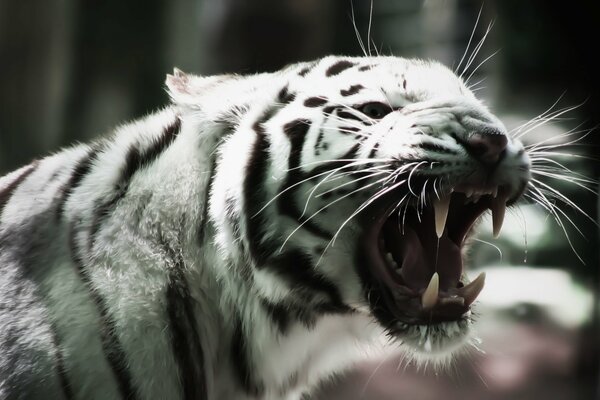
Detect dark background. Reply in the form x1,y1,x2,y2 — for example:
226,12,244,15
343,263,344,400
0,0,598,398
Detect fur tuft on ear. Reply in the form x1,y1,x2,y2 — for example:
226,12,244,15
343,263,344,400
165,68,233,107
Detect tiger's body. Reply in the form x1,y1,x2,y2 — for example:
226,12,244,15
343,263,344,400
0,56,531,399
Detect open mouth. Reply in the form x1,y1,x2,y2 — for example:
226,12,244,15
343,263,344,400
361,184,511,326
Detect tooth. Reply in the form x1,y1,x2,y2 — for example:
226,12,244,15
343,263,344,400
491,197,506,238
465,189,473,198
433,195,451,238
458,272,486,306
492,187,498,198
421,272,439,310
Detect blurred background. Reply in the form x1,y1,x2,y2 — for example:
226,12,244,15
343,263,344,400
0,0,598,398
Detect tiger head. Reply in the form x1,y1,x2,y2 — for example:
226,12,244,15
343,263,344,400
169,55,531,364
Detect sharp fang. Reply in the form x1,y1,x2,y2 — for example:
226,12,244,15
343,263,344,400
433,195,451,238
458,272,486,306
491,197,506,238
421,272,439,310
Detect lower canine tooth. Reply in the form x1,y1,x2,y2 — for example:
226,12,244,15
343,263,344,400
458,272,486,306
421,272,439,310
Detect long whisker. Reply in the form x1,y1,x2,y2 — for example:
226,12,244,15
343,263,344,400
530,178,596,224
280,176,389,251
461,20,494,81
455,4,483,75
464,49,500,85
367,0,374,57
509,92,567,135
300,168,389,217
253,159,386,217
473,238,503,260
315,169,391,198
350,0,367,57
515,103,585,139
525,184,586,264
314,182,411,268
291,157,394,172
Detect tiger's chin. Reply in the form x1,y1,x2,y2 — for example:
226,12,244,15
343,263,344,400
357,183,519,362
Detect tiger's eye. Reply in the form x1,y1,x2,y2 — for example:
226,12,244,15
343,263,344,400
359,102,392,119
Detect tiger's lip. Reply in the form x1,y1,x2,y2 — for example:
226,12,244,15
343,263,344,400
359,185,510,325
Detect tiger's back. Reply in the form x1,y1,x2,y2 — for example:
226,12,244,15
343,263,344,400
0,104,218,399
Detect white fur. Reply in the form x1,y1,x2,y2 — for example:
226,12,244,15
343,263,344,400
0,56,530,399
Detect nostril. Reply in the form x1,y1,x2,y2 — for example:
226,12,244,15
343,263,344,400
464,132,508,165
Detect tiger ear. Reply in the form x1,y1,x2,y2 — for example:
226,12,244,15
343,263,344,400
165,68,230,106
165,68,191,96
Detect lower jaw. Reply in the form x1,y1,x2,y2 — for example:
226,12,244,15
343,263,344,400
397,319,473,362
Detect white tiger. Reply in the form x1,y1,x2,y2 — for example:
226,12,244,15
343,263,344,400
0,56,531,399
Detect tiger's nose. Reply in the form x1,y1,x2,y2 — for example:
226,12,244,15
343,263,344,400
464,131,508,166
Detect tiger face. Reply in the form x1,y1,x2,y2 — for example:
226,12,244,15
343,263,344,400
204,56,531,362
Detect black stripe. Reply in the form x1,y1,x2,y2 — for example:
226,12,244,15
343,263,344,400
340,84,364,97
369,142,380,158
322,106,337,116
304,144,360,180
278,119,333,240
325,60,356,77
163,236,207,400
278,85,296,104
339,126,360,134
298,62,316,77
0,161,39,218
262,295,352,335
261,299,290,333
69,224,138,399
267,250,347,310
358,65,375,72
49,325,74,400
56,147,101,219
303,97,328,108
231,317,262,396
417,142,459,155
243,108,281,264
337,110,367,123
314,129,325,156
89,118,181,249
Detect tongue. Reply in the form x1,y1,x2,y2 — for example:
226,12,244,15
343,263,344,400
390,213,463,291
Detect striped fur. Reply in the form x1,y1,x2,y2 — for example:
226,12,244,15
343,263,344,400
0,56,531,399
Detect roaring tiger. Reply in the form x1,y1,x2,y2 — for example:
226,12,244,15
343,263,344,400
0,56,531,399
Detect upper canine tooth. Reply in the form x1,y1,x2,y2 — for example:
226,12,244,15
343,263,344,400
433,195,451,238
421,272,439,310
457,272,486,306
491,197,507,238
